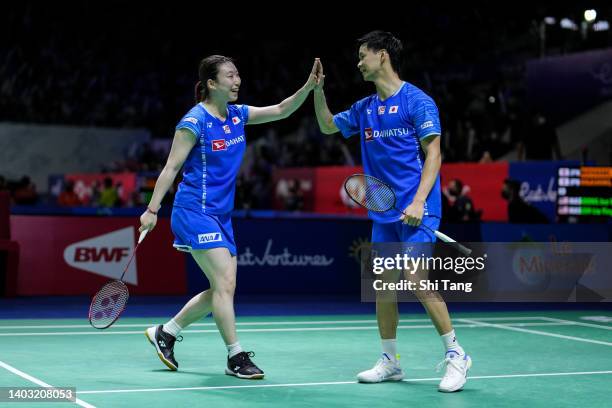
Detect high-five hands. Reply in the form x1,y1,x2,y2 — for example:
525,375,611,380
306,58,324,91
314,59,325,91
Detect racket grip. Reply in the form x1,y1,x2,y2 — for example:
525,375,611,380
138,229,149,244
434,230,472,256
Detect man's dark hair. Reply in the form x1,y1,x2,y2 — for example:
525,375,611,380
357,31,403,74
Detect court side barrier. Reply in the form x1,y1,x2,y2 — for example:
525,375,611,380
8,213,611,296
0,192,19,296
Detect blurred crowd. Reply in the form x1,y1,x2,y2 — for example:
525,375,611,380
1,168,551,224
0,175,38,205
1,4,600,214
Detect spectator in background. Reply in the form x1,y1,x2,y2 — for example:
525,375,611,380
478,151,493,163
443,179,481,222
13,176,38,205
282,179,304,211
501,179,549,223
517,111,562,161
115,181,124,205
125,190,142,207
89,180,102,205
57,180,82,207
97,177,119,207
0,175,8,193
235,175,253,210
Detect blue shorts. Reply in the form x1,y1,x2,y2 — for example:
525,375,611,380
171,206,237,256
371,216,440,259
371,216,440,243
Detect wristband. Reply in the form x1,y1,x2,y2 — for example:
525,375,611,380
146,206,158,215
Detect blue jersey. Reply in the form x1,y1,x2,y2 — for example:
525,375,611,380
173,103,248,214
333,82,442,223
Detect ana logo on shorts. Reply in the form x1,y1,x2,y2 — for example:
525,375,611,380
212,139,227,151
198,233,222,243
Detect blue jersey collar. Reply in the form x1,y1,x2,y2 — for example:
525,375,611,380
199,102,229,123
377,81,406,103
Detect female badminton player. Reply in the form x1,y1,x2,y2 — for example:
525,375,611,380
140,55,321,379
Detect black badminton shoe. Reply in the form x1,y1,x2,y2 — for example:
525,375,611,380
225,351,264,379
145,325,182,371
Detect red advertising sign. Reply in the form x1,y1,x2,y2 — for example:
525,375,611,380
10,216,186,295
275,163,509,220
440,162,509,221
272,167,316,211
313,166,367,215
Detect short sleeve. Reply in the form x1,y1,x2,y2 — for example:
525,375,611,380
407,94,442,140
235,104,249,124
333,101,362,139
176,114,202,138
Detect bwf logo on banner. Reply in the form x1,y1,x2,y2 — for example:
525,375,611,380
63,227,138,285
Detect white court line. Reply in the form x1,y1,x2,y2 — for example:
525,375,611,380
0,322,577,337
539,316,612,331
77,370,612,395
0,319,432,330
0,360,95,407
460,318,612,347
0,316,549,330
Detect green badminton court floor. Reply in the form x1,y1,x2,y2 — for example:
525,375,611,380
1,311,611,407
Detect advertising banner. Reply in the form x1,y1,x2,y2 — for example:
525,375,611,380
275,163,510,221
186,217,372,295
508,161,582,222
10,216,185,295
272,167,316,211
440,162,509,221
313,166,366,215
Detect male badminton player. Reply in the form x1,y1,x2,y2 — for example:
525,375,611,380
140,55,322,379
313,31,472,392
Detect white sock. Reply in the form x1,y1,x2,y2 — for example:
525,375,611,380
381,339,398,362
441,330,464,355
227,341,243,358
162,319,182,338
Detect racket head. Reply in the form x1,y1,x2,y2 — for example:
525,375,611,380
88,280,129,329
343,174,396,213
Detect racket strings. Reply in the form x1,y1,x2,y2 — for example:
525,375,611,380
89,281,129,329
346,175,395,212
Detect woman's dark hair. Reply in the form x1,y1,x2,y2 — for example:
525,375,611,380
194,55,235,103
357,31,403,74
